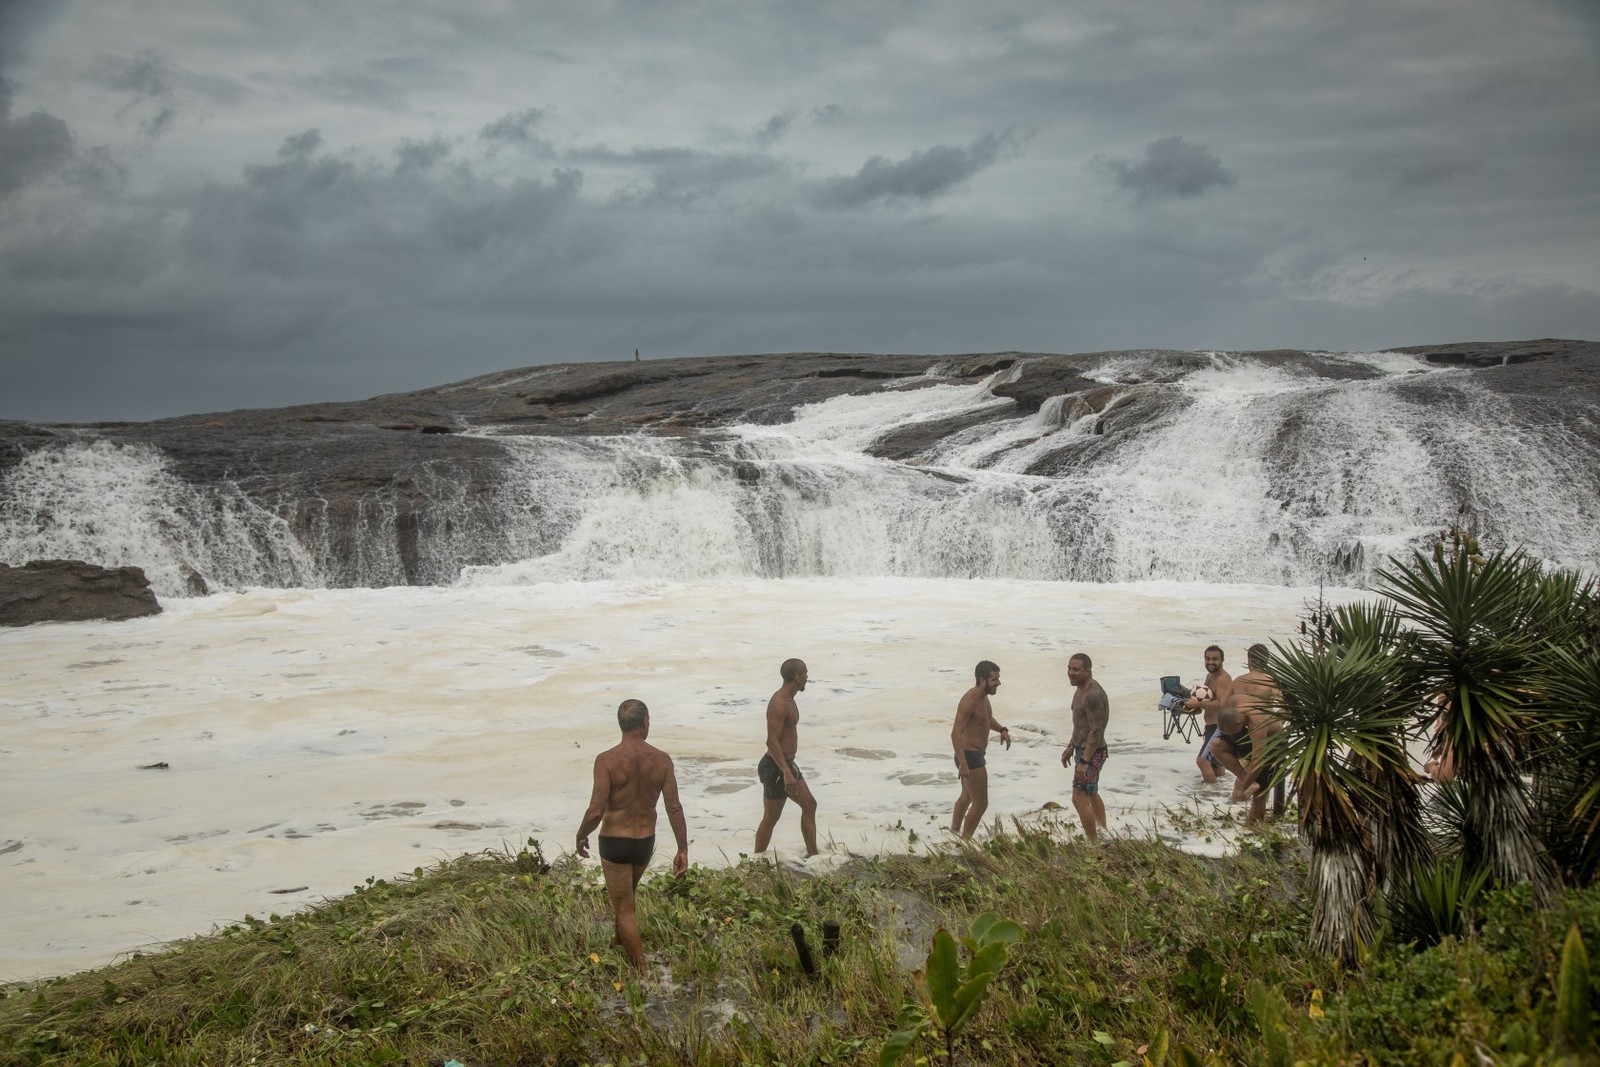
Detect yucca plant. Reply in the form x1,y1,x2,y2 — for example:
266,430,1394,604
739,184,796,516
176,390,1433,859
1388,853,1490,948
1262,638,1422,961
1531,641,1600,885
1379,548,1561,898
1323,601,1434,898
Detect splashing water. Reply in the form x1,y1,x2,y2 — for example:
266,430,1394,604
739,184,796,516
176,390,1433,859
3,353,1597,593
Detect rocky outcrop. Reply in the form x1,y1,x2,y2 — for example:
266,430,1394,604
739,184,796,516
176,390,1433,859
0,560,162,625
0,340,1595,593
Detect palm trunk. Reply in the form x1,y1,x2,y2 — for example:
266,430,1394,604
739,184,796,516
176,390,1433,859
1302,775,1376,963
1364,758,1434,898
1461,736,1558,899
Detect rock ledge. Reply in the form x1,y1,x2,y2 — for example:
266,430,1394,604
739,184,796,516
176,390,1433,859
0,560,162,626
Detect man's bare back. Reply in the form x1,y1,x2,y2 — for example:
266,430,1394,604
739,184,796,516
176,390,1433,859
589,740,678,838
574,698,689,974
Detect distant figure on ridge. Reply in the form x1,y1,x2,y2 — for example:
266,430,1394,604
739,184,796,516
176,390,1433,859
951,660,1010,839
634,348,640,361
1188,644,1233,783
1062,652,1110,843
576,698,689,974
755,658,820,857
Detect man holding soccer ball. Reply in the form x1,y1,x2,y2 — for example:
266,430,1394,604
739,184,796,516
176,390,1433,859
1187,645,1233,783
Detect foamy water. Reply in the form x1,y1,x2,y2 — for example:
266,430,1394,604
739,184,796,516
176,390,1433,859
0,577,1355,981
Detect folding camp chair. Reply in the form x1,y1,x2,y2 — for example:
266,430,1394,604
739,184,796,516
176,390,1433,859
1158,674,1202,743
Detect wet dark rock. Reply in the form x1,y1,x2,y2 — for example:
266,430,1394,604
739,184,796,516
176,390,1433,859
0,559,162,625
0,341,1595,592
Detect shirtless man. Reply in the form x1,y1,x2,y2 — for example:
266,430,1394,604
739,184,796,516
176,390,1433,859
1189,645,1234,783
1061,653,1110,843
575,698,689,974
754,658,820,857
950,660,1011,839
1219,643,1284,824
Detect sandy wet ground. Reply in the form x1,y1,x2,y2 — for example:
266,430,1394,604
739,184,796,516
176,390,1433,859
0,576,1360,980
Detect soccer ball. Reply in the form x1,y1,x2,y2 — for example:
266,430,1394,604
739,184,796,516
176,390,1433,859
1189,684,1214,703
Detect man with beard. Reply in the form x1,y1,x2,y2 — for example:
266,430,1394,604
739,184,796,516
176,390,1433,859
950,660,1011,839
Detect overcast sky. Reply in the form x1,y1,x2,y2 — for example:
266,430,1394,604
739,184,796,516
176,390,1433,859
2,0,1597,422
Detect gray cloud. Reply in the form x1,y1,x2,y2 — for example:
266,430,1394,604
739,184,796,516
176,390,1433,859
564,143,788,206
479,108,550,153
810,132,1011,209
1105,135,1237,203
0,0,1596,421
247,55,458,112
752,112,792,148
91,48,247,136
0,79,72,195
0,79,122,196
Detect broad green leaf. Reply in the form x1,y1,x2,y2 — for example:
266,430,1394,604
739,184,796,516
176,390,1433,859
1554,924,1591,1053
879,1025,924,1067
923,929,960,1024
947,972,996,1032
967,941,1009,982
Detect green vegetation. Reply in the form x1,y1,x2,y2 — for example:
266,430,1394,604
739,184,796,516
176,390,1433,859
1263,527,1600,963
881,911,1020,1066
3,823,1599,1066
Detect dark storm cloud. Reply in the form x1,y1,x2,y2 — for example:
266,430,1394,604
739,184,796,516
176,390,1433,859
810,132,1011,209
0,0,52,69
479,108,549,152
752,112,792,148
0,79,72,195
0,78,122,196
187,129,583,273
1,0,1597,422
394,135,453,174
90,48,247,136
1104,136,1237,203
567,143,788,206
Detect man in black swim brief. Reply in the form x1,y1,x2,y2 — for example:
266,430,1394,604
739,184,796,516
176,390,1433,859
597,834,656,867
951,660,1009,839
955,749,986,771
755,658,820,856
576,698,689,974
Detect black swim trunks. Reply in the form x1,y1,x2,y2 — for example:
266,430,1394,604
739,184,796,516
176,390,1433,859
597,834,656,866
758,753,802,800
955,749,986,771
1221,729,1254,760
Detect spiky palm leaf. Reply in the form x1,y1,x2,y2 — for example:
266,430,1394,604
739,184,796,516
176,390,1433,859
1390,854,1491,948
1532,643,1600,884
1317,599,1435,895
1264,637,1422,960
1378,549,1560,897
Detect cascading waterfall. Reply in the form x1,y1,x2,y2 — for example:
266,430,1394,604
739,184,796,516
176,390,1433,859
3,352,1596,595
0,438,318,596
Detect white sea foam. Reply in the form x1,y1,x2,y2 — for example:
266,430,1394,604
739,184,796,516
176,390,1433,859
0,577,1356,981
